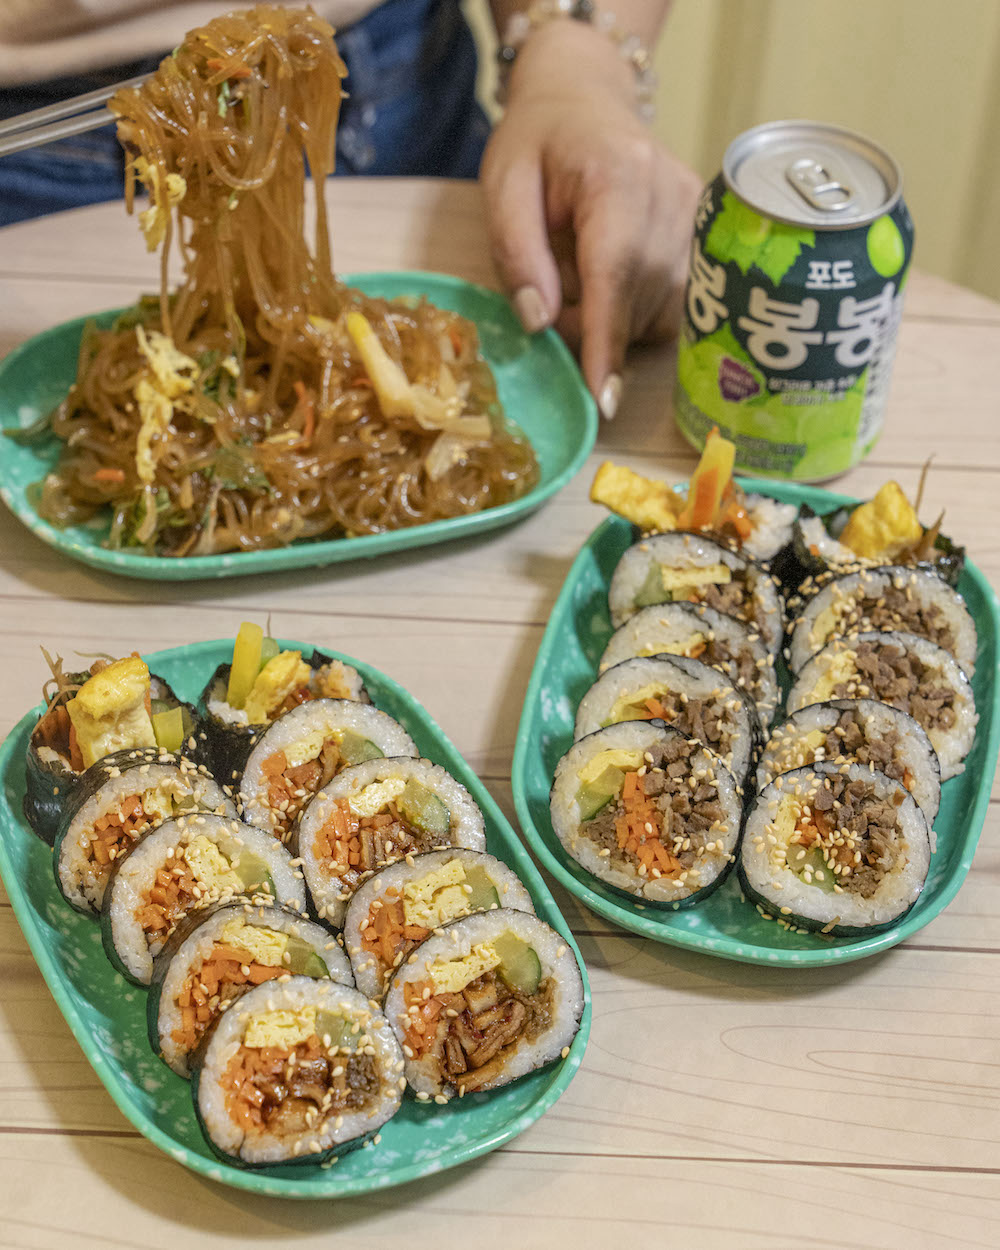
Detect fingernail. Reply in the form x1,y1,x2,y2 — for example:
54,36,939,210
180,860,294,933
598,373,622,421
513,285,549,334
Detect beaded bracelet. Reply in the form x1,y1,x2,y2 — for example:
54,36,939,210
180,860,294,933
496,0,658,122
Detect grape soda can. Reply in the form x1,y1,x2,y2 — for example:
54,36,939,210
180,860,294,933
674,121,914,481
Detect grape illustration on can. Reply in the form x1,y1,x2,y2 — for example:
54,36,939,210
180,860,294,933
674,121,914,481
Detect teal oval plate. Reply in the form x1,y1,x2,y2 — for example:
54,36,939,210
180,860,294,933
0,272,597,580
512,479,1000,967
0,640,591,1197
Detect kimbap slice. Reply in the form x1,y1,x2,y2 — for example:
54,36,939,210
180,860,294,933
25,653,199,843
787,565,977,676
297,758,487,928
102,813,307,984
54,748,237,914
343,849,535,1000
549,721,743,907
757,699,941,830
200,624,370,779
599,601,779,727
608,531,785,655
574,654,762,786
193,977,403,1166
787,631,977,781
150,902,354,1077
739,763,931,936
239,699,418,843
383,909,584,1100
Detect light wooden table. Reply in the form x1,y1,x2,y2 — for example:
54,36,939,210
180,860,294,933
1,180,998,1250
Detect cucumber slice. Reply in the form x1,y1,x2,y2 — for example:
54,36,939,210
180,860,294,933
284,939,330,978
492,933,542,994
463,866,501,911
634,562,668,608
397,780,450,837
785,843,838,892
314,1011,355,1050
259,636,280,669
338,730,384,766
233,852,275,896
577,763,625,821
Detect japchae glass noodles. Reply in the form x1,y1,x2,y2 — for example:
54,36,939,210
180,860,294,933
33,6,538,555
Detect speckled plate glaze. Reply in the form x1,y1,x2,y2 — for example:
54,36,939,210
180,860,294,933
512,480,1000,967
0,641,590,1197
0,272,597,580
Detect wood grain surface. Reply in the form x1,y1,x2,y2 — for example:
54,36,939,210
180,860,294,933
0,179,997,1250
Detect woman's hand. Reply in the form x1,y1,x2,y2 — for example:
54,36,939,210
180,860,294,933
480,17,701,418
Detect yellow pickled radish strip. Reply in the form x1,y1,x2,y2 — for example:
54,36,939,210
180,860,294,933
151,705,184,752
227,621,263,709
677,426,736,529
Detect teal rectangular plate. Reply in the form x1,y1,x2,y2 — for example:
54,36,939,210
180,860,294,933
512,479,1000,967
0,640,591,1197
0,272,597,580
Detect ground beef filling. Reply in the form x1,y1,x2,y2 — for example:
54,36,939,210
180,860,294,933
821,712,911,788
223,1035,379,1136
407,971,555,1093
687,573,754,626
581,736,727,883
788,774,906,899
624,690,735,762
313,798,427,895
263,739,344,841
832,641,957,732
833,588,956,656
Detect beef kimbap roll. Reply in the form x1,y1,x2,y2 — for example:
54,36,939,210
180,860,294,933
383,909,583,1099
787,565,977,676
296,758,487,928
102,812,307,984
150,902,354,1077
549,721,743,907
608,531,784,655
200,622,370,778
55,748,237,914
343,849,535,999
757,700,941,830
739,763,932,936
239,699,418,843
787,631,977,780
599,601,779,726
574,654,762,786
193,978,404,1166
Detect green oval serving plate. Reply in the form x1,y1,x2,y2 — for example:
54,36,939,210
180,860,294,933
0,640,591,1197
512,479,1000,967
0,272,597,580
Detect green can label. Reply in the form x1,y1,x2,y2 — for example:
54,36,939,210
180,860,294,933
674,175,914,481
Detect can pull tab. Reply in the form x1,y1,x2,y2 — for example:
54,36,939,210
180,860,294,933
785,156,854,213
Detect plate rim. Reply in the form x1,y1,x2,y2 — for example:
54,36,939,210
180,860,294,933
0,270,598,581
0,638,592,1198
512,478,1000,967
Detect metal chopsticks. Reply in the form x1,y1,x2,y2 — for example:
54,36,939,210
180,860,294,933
0,74,146,158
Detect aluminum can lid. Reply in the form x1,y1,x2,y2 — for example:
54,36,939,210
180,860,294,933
723,120,902,229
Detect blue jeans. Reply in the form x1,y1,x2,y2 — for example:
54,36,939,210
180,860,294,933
0,0,490,226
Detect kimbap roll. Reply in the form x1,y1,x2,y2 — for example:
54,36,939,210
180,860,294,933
55,747,237,914
193,978,403,1166
787,631,977,780
574,654,762,786
343,849,535,999
200,622,369,778
787,565,977,676
239,699,418,843
102,813,307,984
296,758,488,927
599,601,779,726
757,700,941,830
739,763,932,936
150,902,354,1077
549,721,743,906
383,909,584,1099
608,531,784,655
